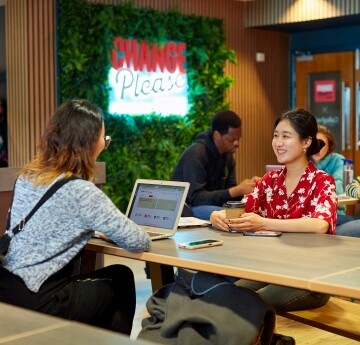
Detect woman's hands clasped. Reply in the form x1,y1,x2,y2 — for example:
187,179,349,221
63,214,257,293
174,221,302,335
210,210,267,232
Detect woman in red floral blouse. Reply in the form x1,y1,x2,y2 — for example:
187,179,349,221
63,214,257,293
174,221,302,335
210,108,338,312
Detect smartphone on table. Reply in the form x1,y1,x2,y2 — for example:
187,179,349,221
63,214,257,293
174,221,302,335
243,230,282,237
178,239,223,250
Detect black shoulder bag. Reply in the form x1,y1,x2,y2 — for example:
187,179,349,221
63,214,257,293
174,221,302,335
0,176,78,263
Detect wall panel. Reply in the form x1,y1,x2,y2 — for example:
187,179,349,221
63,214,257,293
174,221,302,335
245,0,360,27
6,0,56,167
6,0,29,167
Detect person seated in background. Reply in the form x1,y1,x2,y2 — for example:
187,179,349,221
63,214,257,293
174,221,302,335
210,108,337,316
335,178,360,237
0,99,151,335
311,124,360,236
311,124,351,225
171,110,260,220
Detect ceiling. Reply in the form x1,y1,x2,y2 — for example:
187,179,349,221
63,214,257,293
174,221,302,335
253,13,360,33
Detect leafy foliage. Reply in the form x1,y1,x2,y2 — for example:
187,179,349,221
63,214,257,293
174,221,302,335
58,0,235,211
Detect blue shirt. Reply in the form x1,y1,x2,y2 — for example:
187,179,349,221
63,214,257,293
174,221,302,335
314,152,346,215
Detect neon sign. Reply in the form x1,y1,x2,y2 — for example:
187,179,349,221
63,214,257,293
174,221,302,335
109,37,188,116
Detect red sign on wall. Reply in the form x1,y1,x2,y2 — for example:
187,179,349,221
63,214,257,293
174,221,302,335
314,80,336,103
109,37,188,115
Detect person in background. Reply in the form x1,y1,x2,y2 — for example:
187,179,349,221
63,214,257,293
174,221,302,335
0,99,151,335
311,124,351,225
171,110,260,220
311,124,360,236
210,108,337,315
335,178,360,237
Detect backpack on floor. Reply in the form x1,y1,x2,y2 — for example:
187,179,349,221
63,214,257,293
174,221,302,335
138,269,275,345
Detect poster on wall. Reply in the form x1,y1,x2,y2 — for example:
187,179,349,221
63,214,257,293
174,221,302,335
108,37,189,116
308,72,341,153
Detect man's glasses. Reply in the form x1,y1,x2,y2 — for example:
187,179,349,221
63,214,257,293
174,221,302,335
104,136,111,149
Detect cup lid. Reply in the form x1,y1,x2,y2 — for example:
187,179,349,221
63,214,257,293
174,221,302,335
224,201,245,208
343,158,354,165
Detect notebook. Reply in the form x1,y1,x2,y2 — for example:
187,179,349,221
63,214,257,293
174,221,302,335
178,217,211,229
125,179,190,240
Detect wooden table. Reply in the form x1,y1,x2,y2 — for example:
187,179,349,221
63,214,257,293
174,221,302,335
85,229,360,299
337,196,360,206
0,302,155,345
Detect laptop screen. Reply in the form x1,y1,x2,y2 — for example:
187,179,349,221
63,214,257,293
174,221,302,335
126,180,189,231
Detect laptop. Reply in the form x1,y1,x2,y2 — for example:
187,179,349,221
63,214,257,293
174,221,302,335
125,179,190,240
265,165,284,173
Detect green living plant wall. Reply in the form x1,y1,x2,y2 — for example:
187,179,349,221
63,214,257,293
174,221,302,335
58,0,235,211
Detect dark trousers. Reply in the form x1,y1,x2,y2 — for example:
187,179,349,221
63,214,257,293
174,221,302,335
0,262,136,335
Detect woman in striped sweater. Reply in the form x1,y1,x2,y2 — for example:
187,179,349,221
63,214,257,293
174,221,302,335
336,178,360,237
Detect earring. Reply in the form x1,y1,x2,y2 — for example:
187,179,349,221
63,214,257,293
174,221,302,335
303,148,307,153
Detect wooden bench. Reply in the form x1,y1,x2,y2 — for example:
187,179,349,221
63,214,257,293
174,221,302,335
279,297,360,341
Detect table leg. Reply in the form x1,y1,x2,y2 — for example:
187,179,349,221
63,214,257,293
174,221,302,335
80,250,104,274
148,262,175,292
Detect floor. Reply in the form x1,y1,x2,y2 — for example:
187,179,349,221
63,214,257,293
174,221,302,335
103,255,360,344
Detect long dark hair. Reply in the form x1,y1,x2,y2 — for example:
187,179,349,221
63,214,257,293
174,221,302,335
21,99,103,184
317,124,336,154
274,108,325,159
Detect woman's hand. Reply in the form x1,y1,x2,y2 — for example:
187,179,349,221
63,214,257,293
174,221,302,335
211,210,267,232
251,176,261,183
210,210,230,232
227,212,267,232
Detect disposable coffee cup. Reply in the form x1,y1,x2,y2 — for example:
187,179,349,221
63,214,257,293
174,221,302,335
224,201,245,219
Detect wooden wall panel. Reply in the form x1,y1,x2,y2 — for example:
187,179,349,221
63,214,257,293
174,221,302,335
27,0,56,158
245,0,360,27
0,5,5,99
5,0,56,167
90,0,290,180
6,0,29,167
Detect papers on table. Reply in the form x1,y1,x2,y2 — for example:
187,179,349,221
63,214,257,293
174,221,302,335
337,193,350,199
178,217,211,229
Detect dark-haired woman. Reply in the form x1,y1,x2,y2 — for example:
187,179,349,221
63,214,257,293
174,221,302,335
312,125,345,195
0,99,151,335
312,124,352,224
210,108,337,312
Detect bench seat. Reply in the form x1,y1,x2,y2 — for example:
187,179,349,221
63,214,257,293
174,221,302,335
279,298,360,341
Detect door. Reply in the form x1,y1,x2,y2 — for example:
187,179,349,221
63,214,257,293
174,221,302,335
296,52,357,173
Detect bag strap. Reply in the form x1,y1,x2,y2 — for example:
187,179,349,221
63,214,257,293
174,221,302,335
5,183,16,232
7,176,79,236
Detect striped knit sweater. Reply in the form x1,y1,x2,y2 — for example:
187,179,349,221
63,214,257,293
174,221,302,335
3,175,151,292
345,176,360,199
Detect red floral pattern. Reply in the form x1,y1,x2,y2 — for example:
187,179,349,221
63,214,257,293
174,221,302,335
242,161,338,234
